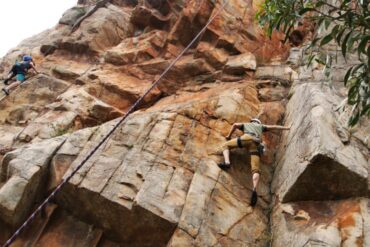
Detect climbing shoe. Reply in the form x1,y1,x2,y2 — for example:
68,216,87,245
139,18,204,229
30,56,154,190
251,189,258,207
218,162,231,170
2,88,9,96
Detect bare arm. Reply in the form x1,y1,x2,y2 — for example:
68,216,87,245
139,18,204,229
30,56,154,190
264,124,291,131
226,123,243,139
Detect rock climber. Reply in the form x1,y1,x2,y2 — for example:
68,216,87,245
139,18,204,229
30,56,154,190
2,55,38,95
218,118,290,207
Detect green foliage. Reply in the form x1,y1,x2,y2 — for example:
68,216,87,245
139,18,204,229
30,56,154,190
256,0,370,126
52,124,69,137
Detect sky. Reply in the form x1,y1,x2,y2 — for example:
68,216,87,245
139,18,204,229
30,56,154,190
0,0,76,57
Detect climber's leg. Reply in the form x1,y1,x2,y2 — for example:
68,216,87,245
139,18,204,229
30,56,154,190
219,134,254,169
5,74,25,94
251,155,260,189
6,80,21,91
218,138,238,169
3,72,15,85
250,153,260,207
252,172,260,190
223,149,231,165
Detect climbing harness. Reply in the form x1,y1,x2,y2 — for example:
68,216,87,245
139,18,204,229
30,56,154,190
257,143,265,156
236,136,265,156
2,1,228,246
237,136,243,148
249,151,260,156
245,131,258,138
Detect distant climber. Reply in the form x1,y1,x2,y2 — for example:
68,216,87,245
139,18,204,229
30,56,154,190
2,55,38,95
218,118,291,207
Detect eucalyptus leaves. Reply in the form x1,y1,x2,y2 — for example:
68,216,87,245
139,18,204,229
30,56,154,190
257,0,369,126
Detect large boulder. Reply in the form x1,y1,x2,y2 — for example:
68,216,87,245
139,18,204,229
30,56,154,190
58,5,134,55
59,6,88,26
0,137,65,226
272,82,368,203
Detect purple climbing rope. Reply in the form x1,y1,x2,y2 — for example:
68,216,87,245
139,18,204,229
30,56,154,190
2,1,227,246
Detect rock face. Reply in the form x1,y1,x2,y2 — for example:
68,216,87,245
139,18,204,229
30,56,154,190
273,82,368,203
0,0,368,246
0,137,65,226
56,82,275,246
272,199,370,247
270,44,370,246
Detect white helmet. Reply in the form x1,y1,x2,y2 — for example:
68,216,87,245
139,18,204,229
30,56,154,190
250,118,261,124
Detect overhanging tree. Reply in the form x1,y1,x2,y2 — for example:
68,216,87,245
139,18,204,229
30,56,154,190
257,0,369,126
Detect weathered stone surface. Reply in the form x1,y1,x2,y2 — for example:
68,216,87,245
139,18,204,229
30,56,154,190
51,66,81,81
2,204,57,246
224,52,257,74
81,66,161,111
48,127,97,190
17,110,77,142
272,82,368,203
35,208,103,246
58,5,134,55
195,42,229,69
258,86,288,102
135,165,193,223
206,0,289,62
130,2,172,28
0,137,65,225
0,74,70,125
49,87,123,125
0,126,22,151
178,170,218,237
52,81,278,246
150,81,260,128
192,182,268,247
286,47,303,67
256,65,298,83
167,229,194,247
105,30,167,65
59,6,88,26
5,105,41,126
272,199,369,247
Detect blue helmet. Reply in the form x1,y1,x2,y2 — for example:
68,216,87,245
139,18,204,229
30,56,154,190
23,55,33,62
